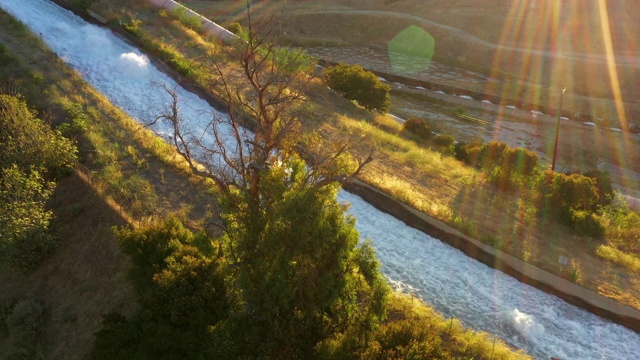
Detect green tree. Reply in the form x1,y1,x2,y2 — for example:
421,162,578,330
148,11,385,357
324,63,391,113
219,157,388,357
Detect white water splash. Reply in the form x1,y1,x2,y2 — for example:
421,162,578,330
119,52,150,77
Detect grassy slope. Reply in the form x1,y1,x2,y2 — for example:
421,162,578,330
0,3,530,359
163,1,640,307
0,9,216,359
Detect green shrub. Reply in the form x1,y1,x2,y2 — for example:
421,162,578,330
0,298,18,339
474,141,509,169
0,166,57,271
546,172,599,213
324,63,390,113
433,134,455,148
403,117,431,141
1,299,46,360
115,218,210,289
73,0,94,10
601,193,640,252
170,6,202,31
122,16,143,38
583,169,614,206
570,210,605,238
0,94,77,178
502,147,539,178
57,102,89,138
90,313,138,360
0,43,15,66
227,22,243,35
143,246,229,328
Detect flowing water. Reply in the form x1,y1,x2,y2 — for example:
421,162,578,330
2,1,639,358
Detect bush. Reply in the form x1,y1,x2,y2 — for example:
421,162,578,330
570,210,605,238
0,166,57,271
403,117,431,141
545,172,599,213
0,94,77,178
501,147,539,178
90,313,138,360
227,22,243,35
433,134,455,148
115,218,200,289
1,299,46,360
583,169,614,206
57,102,89,138
324,63,390,113
170,6,201,31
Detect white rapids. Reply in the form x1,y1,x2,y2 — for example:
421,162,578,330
2,1,639,359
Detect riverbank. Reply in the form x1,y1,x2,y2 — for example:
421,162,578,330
47,0,640,331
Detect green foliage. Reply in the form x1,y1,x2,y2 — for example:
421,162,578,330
94,220,227,359
545,171,599,214
57,102,89,138
582,169,614,206
0,299,46,360
0,94,77,178
0,43,15,66
122,16,143,38
143,246,229,328
227,22,243,36
324,63,390,113
539,170,605,237
91,313,138,360
220,158,389,357
72,0,94,11
433,133,455,148
601,193,640,253
459,141,540,190
570,210,605,238
317,295,531,360
170,6,202,31
403,117,431,141
0,166,57,271
116,217,205,290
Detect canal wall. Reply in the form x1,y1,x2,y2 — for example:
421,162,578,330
343,178,640,334
144,0,238,43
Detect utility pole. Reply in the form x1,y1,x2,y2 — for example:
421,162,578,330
551,87,566,172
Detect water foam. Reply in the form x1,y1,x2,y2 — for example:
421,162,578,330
506,309,546,339
119,52,149,77
3,1,640,359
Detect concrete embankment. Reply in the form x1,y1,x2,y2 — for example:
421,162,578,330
144,0,238,43
343,179,640,334
49,0,640,335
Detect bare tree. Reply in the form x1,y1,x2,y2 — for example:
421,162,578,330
151,5,373,210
